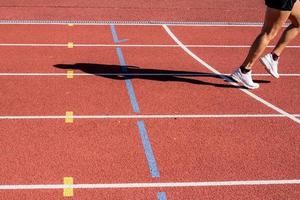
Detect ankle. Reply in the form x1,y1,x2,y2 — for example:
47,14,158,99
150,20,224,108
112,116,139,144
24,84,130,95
240,66,251,74
271,52,279,61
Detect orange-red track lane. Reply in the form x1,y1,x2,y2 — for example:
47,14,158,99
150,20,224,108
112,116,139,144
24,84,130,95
0,189,162,200
0,186,299,200
0,25,114,44
0,76,133,115
0,120,153,184
0,0,265,22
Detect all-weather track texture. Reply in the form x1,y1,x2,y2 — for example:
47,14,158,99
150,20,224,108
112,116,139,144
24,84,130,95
0,0,299,200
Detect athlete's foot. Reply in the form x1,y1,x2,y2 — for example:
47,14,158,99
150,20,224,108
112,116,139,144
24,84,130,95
260,53,279,78
231,68,260,89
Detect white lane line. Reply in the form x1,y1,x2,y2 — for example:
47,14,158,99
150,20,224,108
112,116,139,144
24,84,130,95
0,73,76,76
0,73,299,77
0,43,299,48
0,20,290,27
0,72,224,76
252,74,300,77
0,114,299,120
163,25,300,124
0,44,67,47
0,179,299,190
188,45,300,48
0,20,265,26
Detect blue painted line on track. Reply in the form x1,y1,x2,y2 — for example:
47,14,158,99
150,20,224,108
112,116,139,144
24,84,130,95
110,25,163,197
115,47,140,113
110,24,129,43
137,120,160,178
157,192,168,200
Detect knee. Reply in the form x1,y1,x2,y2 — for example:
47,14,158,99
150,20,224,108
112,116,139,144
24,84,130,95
261,19,284,40
294,22,300,32
290,16,300,31
295,25,300,33
259,30,278,41
289,22,300,33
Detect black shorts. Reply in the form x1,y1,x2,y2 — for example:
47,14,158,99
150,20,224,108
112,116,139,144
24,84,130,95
265,0,297,11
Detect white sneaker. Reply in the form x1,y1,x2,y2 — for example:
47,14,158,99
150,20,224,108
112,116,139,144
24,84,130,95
260,53,279,78
231,68,260,89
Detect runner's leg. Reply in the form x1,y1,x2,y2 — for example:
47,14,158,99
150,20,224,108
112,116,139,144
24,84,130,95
241,7,291,70
272,1,300,56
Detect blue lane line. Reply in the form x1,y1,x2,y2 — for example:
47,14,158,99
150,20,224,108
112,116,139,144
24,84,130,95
111,24,139,113
110,24,129,43
110,25,162,197
137,120,160,178
115,47,140,113
157,192,168,200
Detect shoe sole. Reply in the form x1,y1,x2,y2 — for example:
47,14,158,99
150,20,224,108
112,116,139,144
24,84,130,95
231,73,259,90
260,57,279,79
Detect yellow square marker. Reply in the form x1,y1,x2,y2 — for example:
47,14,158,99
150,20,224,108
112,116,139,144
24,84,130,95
65,111,74,123
67,42,74,48
63,177,74,197
67,70,74,79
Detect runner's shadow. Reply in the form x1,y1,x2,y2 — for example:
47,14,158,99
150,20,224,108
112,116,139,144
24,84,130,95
54,63,268,88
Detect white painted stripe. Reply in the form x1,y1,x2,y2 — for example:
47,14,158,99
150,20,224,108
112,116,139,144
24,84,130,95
0,72,218,76
0,20,264,26
0,44,67,47
252,73,300,77
0,43,299,48
0,23,264,27
0,73,76,76
0,73,299,77
0,180,299,190
0,20,289,27
188,45,300,48
0,114,299,120
163,25,300,124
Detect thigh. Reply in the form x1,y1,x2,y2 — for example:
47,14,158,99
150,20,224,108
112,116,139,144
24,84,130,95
289,0,300,26
262,6,291,35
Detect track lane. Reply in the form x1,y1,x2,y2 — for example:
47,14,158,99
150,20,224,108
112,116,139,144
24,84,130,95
0,120,152,184
142,118,300,182
0,76,133,115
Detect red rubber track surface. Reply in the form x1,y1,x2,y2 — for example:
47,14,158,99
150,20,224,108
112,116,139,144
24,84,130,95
0,1,299,200
0,25,114,44
1,186,299,200
0,0,264,22
0,120,152,184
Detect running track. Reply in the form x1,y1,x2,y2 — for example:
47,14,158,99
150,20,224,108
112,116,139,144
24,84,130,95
0,1,299,200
